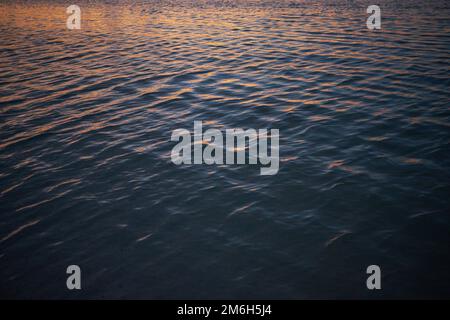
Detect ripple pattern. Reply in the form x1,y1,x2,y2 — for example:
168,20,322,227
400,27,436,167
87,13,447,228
0,0,449,298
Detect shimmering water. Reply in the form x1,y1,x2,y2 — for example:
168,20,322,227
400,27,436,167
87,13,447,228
0,0,449,299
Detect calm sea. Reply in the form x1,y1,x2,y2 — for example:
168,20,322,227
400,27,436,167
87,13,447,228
0,0,449,298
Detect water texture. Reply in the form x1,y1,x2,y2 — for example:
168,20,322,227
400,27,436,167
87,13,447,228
0,0,449,298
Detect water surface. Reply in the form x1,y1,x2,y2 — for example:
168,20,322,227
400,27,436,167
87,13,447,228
0,0,449,298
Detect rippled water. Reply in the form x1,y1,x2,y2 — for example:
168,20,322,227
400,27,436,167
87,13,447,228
0,0,449,299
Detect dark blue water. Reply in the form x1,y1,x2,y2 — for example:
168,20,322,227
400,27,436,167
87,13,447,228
0,0,449,299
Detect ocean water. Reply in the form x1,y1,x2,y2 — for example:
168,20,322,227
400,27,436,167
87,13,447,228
0,0,449,299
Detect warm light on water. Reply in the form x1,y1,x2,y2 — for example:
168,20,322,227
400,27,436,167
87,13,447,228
0,0,449,298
